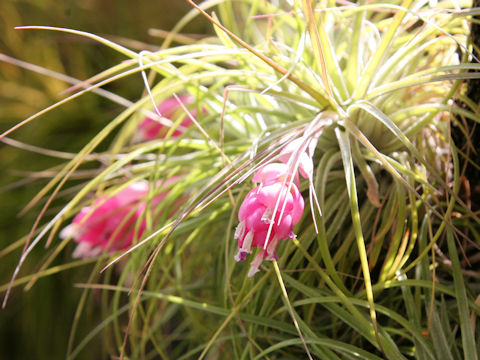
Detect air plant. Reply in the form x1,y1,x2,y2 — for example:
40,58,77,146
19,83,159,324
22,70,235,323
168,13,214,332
1,1,480,359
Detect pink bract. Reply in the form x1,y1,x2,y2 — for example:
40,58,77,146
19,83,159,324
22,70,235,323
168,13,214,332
60,181,168,258
252,162,299,187
234,164,304,277
136,95,195,141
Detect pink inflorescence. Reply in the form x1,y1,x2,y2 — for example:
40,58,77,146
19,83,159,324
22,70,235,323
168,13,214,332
136,95,195,141
234,162,305,277
60,181,167,258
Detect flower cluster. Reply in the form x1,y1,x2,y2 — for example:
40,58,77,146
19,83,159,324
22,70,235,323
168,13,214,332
235,139,315,276
60,181,168,258
61,95,195,258
135,95,195,142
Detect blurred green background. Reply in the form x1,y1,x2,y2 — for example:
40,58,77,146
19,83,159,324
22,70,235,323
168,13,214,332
0,1,208,358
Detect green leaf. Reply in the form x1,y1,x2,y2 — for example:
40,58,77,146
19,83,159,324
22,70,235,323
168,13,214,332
446,229,478,360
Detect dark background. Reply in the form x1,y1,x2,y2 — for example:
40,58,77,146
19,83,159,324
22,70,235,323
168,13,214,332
0,1,209,358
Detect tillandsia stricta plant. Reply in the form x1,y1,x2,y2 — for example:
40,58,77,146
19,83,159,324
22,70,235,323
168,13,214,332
1,0,480,359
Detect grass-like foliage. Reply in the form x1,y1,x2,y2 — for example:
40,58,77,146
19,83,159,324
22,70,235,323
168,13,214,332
2,0,480,359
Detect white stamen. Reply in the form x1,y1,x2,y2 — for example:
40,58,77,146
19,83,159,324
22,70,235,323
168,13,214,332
247,266,260,278
248,251,265,277
266,236,279,257
256,182,263,193
261,208,273,223
241,231,254,252
234,251,243,262
59,224,77,240
72,242,102,259
234,220,246,240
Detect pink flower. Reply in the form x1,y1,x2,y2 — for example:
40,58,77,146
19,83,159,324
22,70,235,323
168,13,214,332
136,95,195,141
234,163,304,277
60,181,167,258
